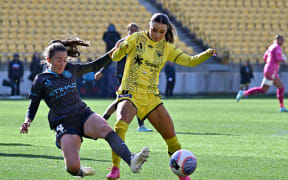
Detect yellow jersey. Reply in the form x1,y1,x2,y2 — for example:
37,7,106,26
112,31,213,94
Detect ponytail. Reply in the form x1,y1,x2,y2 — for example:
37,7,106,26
42,35,90,65
48,36,90,57
165,23,176,43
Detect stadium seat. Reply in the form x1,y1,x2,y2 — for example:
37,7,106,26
2,0,174,62
156,0,288,63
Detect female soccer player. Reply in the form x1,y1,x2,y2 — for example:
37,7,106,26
95,23,152,132
19,37,149,178
106,13,216,180
236,35,288,112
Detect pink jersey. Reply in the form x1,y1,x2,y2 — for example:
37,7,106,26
263,43,284,79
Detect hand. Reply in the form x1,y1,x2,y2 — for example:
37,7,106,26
94,72,103,80
115,40,122,48
20,121,30,134
108,40,123,57
282,54,287,61
206,48,217,56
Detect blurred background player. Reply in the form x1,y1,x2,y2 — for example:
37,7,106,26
239,60,254,91
165,61,176,97
236,35,288,112
99,24,121,97
19,37,149,178
103,24,121,53
95,23,153,132
106,13,216,180
8,53,24,96
28,52,44,82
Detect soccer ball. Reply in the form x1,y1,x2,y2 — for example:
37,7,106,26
170,149,197,177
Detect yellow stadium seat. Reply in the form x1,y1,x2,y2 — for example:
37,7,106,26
155,0,288,63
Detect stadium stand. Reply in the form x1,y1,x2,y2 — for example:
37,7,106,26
0,0,194,63
155,0,288,63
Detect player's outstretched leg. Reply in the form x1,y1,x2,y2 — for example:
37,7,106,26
236,90,244,102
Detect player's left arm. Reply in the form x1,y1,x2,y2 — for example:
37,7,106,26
73,50,114,77
20,76,43,134
169,45,216,67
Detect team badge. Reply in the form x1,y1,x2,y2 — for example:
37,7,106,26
62,70,72,78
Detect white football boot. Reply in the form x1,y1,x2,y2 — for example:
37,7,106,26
130,147,150,173
81,166,95,177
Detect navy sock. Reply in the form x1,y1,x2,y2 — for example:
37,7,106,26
137,117,144,127
105,131,131,165
103,114,111,120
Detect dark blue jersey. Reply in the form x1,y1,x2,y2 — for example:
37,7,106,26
26,54,111,129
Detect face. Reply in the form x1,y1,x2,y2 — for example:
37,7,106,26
277,37,284,46
128,26,138,35
48,51,68,74
149,22,167,42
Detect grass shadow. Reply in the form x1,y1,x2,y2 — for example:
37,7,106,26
0,143,33,146
176,132,239,136
0,153,110,162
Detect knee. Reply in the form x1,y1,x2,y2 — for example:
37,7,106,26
117,111,129,122
278,86,284,91
101,123,113,136
117,106,135,122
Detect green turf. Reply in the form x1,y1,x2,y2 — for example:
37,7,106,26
0,99,287,180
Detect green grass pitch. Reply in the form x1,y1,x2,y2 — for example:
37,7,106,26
0,98,287,180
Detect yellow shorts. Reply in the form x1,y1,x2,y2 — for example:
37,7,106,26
116,90,162,120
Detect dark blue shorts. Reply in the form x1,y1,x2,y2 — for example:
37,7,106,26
55,108,96,149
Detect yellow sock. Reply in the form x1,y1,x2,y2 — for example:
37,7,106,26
164,136,181,156
112,120,129,168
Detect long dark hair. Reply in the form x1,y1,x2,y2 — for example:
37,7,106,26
43,36,90,60
150,13,176,43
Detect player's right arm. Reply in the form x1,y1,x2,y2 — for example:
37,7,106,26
20,75,43,134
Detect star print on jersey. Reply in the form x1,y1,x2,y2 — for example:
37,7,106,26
156,51,163,57
134,55,143,66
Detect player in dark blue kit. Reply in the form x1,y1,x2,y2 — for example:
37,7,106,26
95,23,152,132
19,37,149,178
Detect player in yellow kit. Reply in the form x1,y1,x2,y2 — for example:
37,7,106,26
106,13,216,180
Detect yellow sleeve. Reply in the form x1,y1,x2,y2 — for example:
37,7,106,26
168,45,214,67
112,34,136,62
